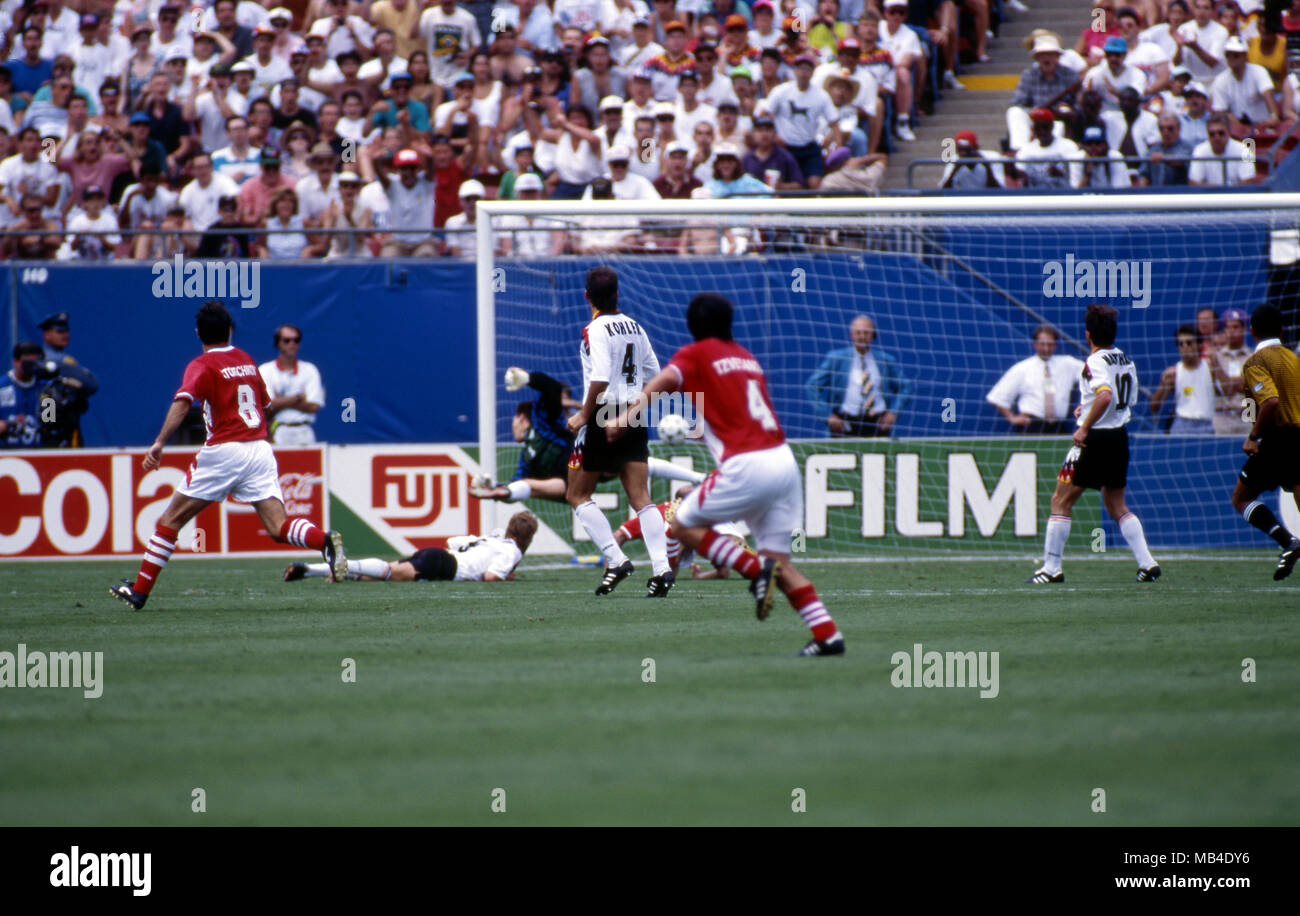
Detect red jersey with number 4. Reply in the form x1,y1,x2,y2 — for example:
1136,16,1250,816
669,338,784,463
174,345,271,446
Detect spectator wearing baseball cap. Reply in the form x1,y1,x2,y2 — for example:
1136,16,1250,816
573,34,628,126
1072,123,1131,189
1211,35,1283,134
620,14,665,71
1075,0,1120,70
594,94,633,152
443,179,486,256
1213,307,1254,435
938,129,1004,192
582,144,660,202
373,68,432,133
1082,35,1148,111
376,146,436,256
741,114,803,189
645,19,697,102
757,52,834,187
654,140,703,200
1180,80,1211,147
1007,32,1079,151
719,13,761,72
1013,107,1082,189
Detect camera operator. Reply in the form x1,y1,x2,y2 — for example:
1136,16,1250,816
36,312,99,447
0,342,46,449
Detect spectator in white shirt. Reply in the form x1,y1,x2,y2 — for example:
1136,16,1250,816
1210,36,1281,133
1180,80,1211,146
589,143,661,200
442,178,483,256
619,15,663,70
1141,0,1190,60
311,0,376,60
673,69,717,140
1116,6,1170,96
1071,124,1132,188
1174,0,1228,83
245,25,294,97
1014,108,1081,189
1189,111,1256,185
179,151,240,229
414,0,482,89
986,325,1083,434
760,53,835,189
1084,36,1148,110
376,146,436,255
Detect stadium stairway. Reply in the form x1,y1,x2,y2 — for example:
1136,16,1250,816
880,0,1089,192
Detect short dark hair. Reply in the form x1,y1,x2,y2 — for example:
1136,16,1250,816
274,323,302,347
1175,322,1197,340
13,340,43,360
1085,304,1119,348
586,266,619,313
1250,304,1283,341
514,402,533,422
1033,324,1059,342
196,300,234,345
686,292,734,342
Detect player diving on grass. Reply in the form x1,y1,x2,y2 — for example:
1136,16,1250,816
110,301,347,610
565,266,678,598
1228,304,1300,580
285,511,538,583
1028,304,1160,584
469,365,705,504
611,292,846,656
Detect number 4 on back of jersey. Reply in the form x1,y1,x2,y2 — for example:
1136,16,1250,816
747,379,778,430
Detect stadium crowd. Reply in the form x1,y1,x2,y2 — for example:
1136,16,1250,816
954,0,1300,190
0,0,1003,258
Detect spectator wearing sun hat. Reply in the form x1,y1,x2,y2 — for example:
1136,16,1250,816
442,178,485,255
1007,33,1079,151
1211,35,1282,133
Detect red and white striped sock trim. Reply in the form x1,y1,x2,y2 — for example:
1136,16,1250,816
134,525,177,595
281,518,325,550
700,529,760,578
788,583,835,638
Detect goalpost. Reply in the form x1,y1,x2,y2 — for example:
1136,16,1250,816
477,193,1300,558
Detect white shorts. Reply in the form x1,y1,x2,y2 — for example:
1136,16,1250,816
272,423,317,445
675,444,802,554
180,440,284,504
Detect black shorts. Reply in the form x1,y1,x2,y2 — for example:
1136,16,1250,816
1239,426,1300,492
403,547,458,581
1059,427,1129,490
570,413,650,475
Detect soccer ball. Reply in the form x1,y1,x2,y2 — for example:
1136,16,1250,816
658,414,690,444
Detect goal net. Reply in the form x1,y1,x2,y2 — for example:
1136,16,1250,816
477,195,1300,558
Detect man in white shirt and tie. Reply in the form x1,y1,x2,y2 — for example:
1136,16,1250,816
986,325,1084,434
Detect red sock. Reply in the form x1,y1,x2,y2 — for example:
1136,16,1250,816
699,529,761,578
280,518,326,550
788,583,837,642
134,524,178,595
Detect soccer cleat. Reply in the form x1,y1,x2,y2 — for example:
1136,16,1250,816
109,578,147,610
797,633,846,657
1025,568,1064,584
750,557,780,620
284,562,308,582
1275,539,1300,581
645,570,675,597
595,559,634,595
323,529,347,582
1136,565,1161,582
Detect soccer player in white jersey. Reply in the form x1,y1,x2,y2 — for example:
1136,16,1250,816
285,511,537,583
565,266,676,598
1029,304,1161,584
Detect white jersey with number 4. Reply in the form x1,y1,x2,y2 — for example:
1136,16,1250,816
448,535,523,581
1079,346,1138,429
580,311,660,407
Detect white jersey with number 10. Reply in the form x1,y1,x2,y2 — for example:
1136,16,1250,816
580,311,660,407
1079,346,1138,429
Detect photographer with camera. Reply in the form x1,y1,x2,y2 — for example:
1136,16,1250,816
34,312,99,447
0,342,47,449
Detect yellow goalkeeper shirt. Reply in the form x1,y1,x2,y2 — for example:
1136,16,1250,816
1242,339,1300,428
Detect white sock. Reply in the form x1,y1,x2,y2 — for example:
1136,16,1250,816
648,457,704,484
575,500,628,567
637,504,672,576
350,557,392,580
1118,512,1156,569
303,562,330,578
506,480,531,502
1043,515,1071,574
898,114,910,125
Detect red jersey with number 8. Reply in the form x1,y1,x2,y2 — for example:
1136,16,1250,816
669,338,784,463
174,345,272,445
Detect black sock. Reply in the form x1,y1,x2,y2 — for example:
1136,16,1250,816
1245,502,1295,548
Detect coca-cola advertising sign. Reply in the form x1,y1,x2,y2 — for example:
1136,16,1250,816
0,447,326,559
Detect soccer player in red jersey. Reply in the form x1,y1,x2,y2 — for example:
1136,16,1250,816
614,293,845,656
110,301,347,609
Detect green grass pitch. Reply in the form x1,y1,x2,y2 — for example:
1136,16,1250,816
1,555,1296,826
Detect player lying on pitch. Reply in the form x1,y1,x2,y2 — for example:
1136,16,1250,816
614,485,751,579
469,365,705,504
111,302,347,610
285,511,538,583
611,293,845,656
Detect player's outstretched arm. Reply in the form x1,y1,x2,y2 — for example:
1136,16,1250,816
143,399,192,470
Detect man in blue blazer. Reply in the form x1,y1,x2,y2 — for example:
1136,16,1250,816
805,315,912,437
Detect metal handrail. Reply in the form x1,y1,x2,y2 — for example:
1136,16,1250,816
907,153,1266,189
